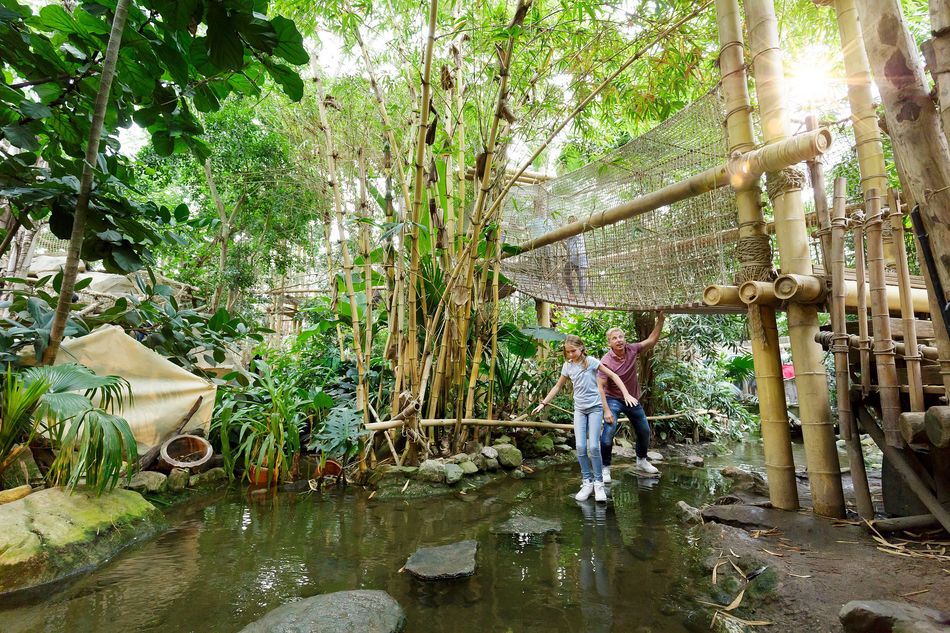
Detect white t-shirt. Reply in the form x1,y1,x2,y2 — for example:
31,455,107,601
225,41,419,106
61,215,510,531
561,356,602,411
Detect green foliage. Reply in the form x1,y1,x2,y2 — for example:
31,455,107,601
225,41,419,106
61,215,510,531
306,405,367,464
0,0,308,273
0,363,136,495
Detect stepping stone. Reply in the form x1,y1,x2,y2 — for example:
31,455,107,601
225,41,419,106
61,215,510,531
404,540,477,580
238,590,406,633
490,515,562,536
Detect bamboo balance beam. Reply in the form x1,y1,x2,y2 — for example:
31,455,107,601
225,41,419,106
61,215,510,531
364,418,574,432
503,129,831,258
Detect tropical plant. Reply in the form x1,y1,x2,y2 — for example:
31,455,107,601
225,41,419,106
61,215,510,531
0,363,135,494
307,405,366,466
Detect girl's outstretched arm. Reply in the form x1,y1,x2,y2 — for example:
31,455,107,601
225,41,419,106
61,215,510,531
533,376,568,415
599,365,638,407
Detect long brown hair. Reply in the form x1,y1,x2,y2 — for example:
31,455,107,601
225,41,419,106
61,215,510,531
563,335,589,369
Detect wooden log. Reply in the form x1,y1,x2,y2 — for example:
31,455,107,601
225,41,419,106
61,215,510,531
137,396,204,471
857,404,950,535
898,412,928,444
871,513,941,533
924,406,950,448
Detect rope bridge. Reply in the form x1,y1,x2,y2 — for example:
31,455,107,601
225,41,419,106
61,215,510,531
501,88,740,312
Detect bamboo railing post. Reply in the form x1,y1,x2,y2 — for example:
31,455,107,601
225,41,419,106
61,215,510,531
864,188,902,446
831,177,875,518
745,0,844,518
716,0,798,510
888,189,925,411
853,211,872,394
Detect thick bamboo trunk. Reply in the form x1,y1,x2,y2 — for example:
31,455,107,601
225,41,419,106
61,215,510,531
745,0,844,518
855,0,950,302
831,178,875,518
716,0,798,510
864,189,902,447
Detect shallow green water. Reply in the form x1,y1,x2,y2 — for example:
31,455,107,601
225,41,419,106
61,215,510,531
0,449,770,633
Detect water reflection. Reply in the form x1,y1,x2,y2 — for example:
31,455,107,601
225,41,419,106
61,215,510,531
0,463,731,633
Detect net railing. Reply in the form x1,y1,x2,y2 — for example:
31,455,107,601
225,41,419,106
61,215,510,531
501,88,739,312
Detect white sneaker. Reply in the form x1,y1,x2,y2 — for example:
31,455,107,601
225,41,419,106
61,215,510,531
602,467,611,483
593,481,607,502
575,480,594,501
637,458,659,475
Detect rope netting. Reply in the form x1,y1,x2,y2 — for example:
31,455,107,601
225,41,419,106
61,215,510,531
501,88,739,312
500,84,891,313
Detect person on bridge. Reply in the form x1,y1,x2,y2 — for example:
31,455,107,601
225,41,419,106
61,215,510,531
563,215,589,298
534,335,637,502
597,313,666,482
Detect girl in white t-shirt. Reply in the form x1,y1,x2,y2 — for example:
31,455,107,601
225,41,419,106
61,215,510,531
534,335,636,502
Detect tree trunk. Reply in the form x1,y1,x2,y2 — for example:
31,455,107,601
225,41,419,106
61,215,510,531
43,0,130,365
856,0,950,302
924,1,950,149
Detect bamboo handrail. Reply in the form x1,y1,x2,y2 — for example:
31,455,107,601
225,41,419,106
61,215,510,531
814,331,940,362
503,129,831,258
365,409,723,432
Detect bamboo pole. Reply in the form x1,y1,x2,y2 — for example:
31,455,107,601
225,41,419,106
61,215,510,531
888,190,925,411
745,0,844,518
716,0,798,510
805,114,832,270
815,332,941,363
366,418,574,432
831,177,875,518
315,75,370,428
405,0,440,393
486,226,504,422
853,211,872,394
702,285,742,307
358,150,374,377
505,130,831,257
864,188,902,447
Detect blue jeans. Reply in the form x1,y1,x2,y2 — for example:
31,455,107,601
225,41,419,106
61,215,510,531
602,397,651,464
575,405,604,482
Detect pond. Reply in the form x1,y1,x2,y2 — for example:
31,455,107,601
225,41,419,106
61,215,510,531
0,441,788,633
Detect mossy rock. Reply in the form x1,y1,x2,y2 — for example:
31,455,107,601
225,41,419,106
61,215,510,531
0,487,164,596
367,465,419,487
494,444,523,468
0,447,42,489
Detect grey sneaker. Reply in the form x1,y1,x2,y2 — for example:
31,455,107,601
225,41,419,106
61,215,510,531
637,457,659,475
593,481,607,502
602,467,611,483
575,480,594,501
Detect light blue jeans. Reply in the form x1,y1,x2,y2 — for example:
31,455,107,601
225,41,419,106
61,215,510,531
574,404,604,482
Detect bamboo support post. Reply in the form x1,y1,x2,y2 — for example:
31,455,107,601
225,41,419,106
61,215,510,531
746,0,844,518
889,190,925,411
505,129,831,257
864,189,902,447
831,177,874,518
773,274,827,304
857,404,950,534
717,0,798,510
853,212,872,394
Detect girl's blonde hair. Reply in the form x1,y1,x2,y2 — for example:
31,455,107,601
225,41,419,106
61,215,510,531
563,335,589,369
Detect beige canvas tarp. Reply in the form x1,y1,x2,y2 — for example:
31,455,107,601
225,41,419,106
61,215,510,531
55,326,217,454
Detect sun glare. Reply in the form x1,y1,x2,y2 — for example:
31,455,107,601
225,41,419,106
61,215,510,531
785,44,847,118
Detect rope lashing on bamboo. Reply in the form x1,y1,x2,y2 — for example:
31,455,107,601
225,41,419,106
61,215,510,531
735,233,774,283
765,166,806,200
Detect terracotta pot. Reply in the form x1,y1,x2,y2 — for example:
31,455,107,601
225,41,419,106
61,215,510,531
315,459,343,478
247,463,277,486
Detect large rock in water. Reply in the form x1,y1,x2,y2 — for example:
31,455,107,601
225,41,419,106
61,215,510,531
238,590,406,633
490,515,561,536
404,540,478,580
839,600,950,633
0,487,162,595
494,444,523,468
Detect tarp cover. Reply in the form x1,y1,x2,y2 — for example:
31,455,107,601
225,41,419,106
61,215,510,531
56,326,216,453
